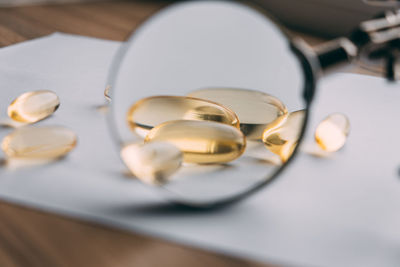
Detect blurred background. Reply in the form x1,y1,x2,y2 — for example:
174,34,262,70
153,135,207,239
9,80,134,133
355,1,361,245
0,0,388,37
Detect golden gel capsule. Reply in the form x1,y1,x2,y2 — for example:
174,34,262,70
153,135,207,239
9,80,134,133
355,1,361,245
127,96,239,138
262,110,305,163
121,142,183,185
145,120,246,164
1,126,77,159
315,113,350,152
187,88,287,140
8,90,60,123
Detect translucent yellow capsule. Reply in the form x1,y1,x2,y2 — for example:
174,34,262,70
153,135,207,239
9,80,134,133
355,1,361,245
127,96,239,138
1,126,77,159
315,113,350,152
120,142,183,185
187,88,287,140
7,90,60,123
145,120,246,164
262,110,305,163
104,85,111,102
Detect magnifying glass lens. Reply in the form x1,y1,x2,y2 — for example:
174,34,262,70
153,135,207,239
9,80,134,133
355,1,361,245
108,1,309,206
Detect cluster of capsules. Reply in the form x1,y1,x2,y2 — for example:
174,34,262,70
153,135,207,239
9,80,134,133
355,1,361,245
1,90,77,165
0,88,349,179
121,88,350,186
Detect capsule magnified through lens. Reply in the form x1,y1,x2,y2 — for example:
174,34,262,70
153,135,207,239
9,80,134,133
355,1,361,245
145,120,246,164
121,141,183,185
187,88,287,140
7,90,60,123
126,96,239,138
262,110,305,163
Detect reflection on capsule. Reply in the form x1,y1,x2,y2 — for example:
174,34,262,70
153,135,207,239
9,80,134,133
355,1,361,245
127,96,239,138
315,113,350,152
187,88,287,140
145,120,246,164
262,110,305,163
7,90,60,123
1,126,77,159
121,142,182,185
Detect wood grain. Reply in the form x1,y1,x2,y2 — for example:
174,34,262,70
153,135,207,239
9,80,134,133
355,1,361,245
0,201,271,267
0,1,168,46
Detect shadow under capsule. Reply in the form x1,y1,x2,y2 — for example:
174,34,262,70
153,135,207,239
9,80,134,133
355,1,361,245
1,156,67,171
100,199,240,218
301,142,334,159
0,118,28,129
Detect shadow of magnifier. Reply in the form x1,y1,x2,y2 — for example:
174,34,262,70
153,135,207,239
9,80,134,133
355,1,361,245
107,1,399,208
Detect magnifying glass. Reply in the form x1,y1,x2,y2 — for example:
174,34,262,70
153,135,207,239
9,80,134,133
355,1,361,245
107,0,399,208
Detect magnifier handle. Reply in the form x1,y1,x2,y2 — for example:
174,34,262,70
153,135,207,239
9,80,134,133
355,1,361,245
314,9,400,80
314,37,358,74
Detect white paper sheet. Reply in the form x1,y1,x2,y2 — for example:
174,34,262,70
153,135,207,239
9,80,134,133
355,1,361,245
1,33,400,267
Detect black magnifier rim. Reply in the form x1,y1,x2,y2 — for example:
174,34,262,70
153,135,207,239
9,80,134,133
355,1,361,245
106,0,318,209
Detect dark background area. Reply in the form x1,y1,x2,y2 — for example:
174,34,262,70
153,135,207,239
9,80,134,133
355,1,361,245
256,0,386,37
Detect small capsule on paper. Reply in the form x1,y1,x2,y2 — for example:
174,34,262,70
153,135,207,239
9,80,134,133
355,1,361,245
1,126,77,159
104,85,111,102
145,120,246,164
8,90,60,123
127,96,239,137
187,88,287,140
120,141,183,185
262,110,305,163
315,113,350,152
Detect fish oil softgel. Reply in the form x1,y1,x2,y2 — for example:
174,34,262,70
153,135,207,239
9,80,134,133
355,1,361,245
121,142,183,185
145,120,246,164
8,90,60,123
315,113,350,152
262,110,305,163
187,88,287,140
1,126,77,159
127,96,239,137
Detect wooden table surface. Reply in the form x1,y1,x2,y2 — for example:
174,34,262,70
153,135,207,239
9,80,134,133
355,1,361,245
0,1,275,267
0,1,377,266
